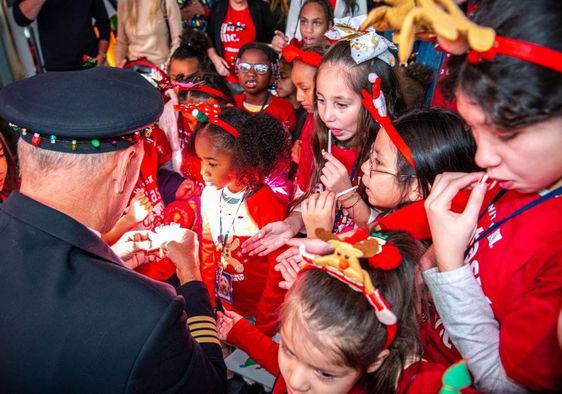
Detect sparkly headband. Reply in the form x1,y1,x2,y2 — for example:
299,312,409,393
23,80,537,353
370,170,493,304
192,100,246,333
8,122,153,153
173,81,231,101
174,102,239,138
300,228,402,349
281,45,323,67
361,73,415,168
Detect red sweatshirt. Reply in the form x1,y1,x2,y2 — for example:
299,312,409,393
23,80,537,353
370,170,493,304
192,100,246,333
200,184,288,336
234,94,297,133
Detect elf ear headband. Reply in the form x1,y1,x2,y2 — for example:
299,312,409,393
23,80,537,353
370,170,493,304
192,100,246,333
299,228,403,349
173,81,231,102
360,0,562,73
174,101,239,138
361,73,415,168
281,45,323,67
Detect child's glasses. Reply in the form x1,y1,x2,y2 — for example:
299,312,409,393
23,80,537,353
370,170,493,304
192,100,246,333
236,62,270,74
368,149,415,179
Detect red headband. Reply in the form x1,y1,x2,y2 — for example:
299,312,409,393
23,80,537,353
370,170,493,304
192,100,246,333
300,228,402,349
282,45,323,67
467,36,562,73
361,73,415,168
174,81,231,102
174,102,239,138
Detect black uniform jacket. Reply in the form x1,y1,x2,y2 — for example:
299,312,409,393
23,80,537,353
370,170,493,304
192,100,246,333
0,191,226,393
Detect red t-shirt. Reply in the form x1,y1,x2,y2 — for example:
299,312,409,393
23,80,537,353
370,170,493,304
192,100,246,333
234,94,297,133
425,187,562,391
221,5,256,81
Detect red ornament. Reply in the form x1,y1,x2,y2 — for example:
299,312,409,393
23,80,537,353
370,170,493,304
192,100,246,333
32,133,41,147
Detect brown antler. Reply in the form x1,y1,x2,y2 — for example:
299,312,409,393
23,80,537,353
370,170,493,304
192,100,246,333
353,238,382,258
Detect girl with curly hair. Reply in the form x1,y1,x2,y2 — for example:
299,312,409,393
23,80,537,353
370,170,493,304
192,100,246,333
193,107,291,336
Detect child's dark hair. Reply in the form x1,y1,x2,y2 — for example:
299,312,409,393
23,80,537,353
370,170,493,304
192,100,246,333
443,0,562,130
397,63,433,109
297,0,334,27
193,108,291,190
237,42,279,79
170,28,212,71
302,40,405,201
390,108,479,202
281,230,424,394
178,71,234,105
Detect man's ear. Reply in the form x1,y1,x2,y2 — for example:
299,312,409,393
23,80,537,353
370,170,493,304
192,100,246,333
366,349,390,373
113,146,137,194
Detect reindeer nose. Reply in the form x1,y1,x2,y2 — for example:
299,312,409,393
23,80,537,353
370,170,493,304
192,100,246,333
338,258,350,270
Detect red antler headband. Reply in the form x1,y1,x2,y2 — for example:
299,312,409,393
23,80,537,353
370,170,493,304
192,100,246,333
174,81,231,102
299,228,402,349
361,73,415,168
282,45,323,67
467,36,562,73
174,102,239,138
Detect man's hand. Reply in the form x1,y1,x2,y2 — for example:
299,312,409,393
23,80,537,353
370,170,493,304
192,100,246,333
162,228,202,284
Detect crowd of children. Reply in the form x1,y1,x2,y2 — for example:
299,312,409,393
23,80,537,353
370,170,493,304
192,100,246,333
2,0,561,392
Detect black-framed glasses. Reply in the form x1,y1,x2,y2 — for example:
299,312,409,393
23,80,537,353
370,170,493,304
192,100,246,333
368,147,415,179
236,62,270,74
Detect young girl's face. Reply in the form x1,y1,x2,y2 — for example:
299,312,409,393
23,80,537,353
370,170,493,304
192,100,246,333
291,61,317,113
237,49,272,96
299,2,329,48
194,132,235,189
316,65,362,142
457,91,562,193
277,61,296,99
169,58,200,84
278,317,362,394
361,128,418,209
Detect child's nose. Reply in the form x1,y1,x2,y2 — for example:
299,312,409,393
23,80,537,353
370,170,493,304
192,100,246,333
286,364,310,392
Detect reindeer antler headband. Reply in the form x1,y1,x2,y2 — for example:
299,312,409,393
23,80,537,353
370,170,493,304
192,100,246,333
299,228,403,349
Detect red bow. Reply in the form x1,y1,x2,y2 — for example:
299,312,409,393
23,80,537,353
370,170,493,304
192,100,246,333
281,45,323,67
361,74,415,168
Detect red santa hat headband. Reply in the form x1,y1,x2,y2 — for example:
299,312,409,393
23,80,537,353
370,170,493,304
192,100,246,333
174,102,239,138
467,36,562,73
300,228,402,349
361,73,415,168
174,81,231,102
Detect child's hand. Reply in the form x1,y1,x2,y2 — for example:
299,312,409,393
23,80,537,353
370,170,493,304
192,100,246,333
125,192,153,224
320,151,354,194
291,140,302,164
274,246,301,289
425,172,487,272
241,221,296,256
209,53,230,77
175,179,202,200
302,191,336,236
112,230,160,269
217,310,243,341
271,30,289,53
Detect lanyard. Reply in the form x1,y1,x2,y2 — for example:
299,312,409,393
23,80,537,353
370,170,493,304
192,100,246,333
218,189,246,247
466,185,562,252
